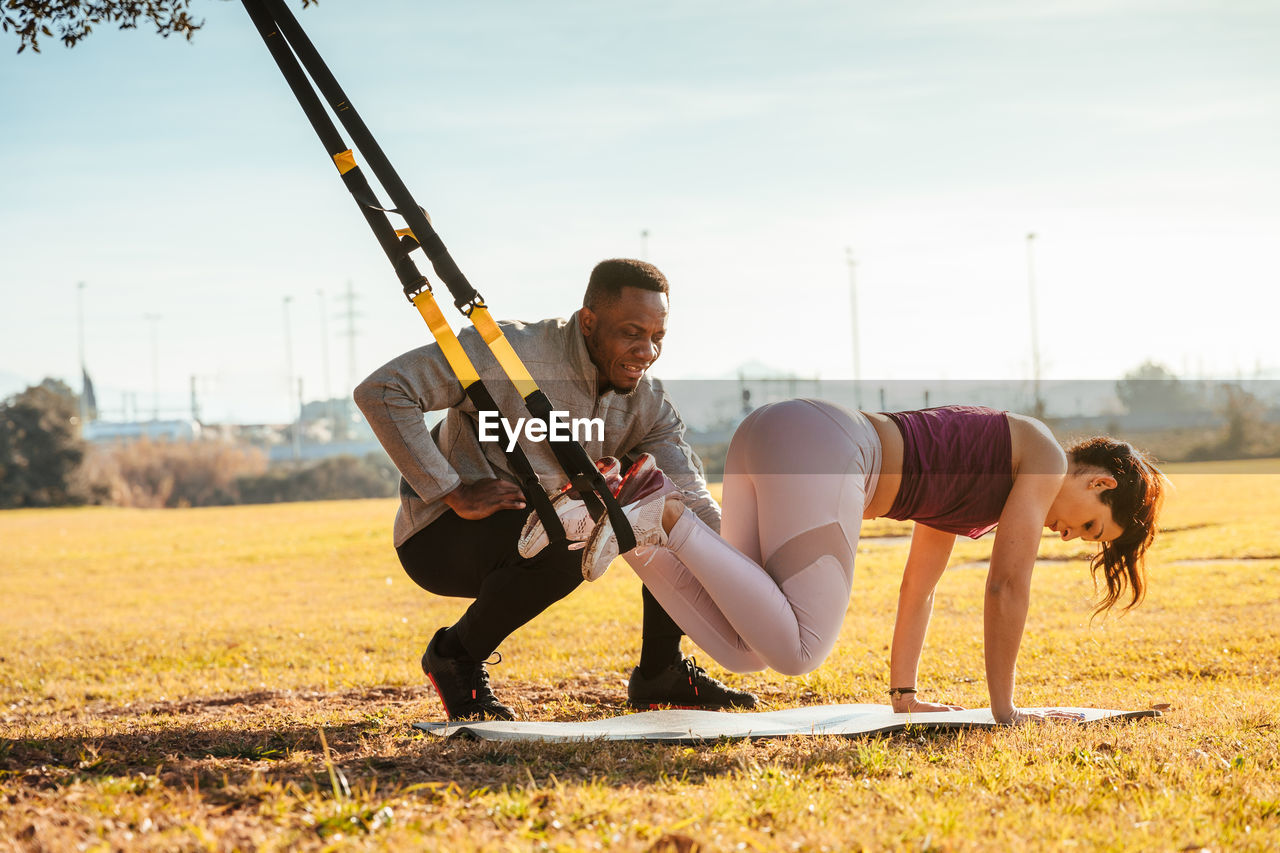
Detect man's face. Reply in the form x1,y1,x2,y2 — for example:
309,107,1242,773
580,286,669,395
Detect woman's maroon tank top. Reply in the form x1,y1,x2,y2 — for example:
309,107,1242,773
883,405,1013,539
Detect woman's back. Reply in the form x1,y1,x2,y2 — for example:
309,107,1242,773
881,405,1014,538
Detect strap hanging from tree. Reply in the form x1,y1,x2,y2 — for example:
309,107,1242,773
241,0,636,551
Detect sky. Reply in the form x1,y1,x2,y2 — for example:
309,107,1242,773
2,0,1277,423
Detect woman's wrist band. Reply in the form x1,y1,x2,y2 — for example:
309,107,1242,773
888,687,917,699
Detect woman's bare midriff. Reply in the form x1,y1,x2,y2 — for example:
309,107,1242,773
862,411,904,519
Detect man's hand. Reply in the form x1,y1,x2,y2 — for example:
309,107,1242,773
443,479,526,520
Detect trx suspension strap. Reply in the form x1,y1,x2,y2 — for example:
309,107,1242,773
241,0,636,552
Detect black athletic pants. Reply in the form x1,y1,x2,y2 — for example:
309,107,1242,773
396,508,684,662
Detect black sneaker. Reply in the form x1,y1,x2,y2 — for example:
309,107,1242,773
421,628,516,721
627,657,757,710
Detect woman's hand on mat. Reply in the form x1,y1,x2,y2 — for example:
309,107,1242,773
444,479,526,519
1038,708,1087,721
893,696,965,714
999,707,1087,725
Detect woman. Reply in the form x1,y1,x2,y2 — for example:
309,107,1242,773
575,400,1166,724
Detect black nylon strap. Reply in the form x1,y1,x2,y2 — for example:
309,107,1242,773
257,0,479,310
524,390,636,553
463,385,565,545
240,0,634,553
241,0,565,542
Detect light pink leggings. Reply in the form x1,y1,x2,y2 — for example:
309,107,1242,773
629,398,881,675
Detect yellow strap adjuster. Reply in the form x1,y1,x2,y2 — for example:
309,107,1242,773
412,291,479,387
332,149,357,175
468,306,539,399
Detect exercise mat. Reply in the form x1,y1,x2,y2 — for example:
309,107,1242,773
414,704,1160,743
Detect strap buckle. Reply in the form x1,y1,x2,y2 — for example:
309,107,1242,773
457,294,487,316
403,277,432,303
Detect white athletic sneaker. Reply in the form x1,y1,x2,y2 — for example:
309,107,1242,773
516,457,622,558
580,454,677,581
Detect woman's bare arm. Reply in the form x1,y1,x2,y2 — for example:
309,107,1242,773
890,523,961,712
984,435,1065,723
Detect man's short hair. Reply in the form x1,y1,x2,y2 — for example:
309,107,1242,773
583,259,669,309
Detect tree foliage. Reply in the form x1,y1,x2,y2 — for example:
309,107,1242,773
1217,383,1266,456
84,437,268,507
1115,360,1203,416
3,0,318,54
0,378,87,507
236,454,398,504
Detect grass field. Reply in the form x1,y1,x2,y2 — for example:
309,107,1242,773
2,462,1279,851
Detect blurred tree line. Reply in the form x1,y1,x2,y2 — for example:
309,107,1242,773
1114,360,1275,461
0,379,397,509
3,371,1277,509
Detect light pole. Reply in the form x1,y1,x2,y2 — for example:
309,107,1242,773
342,280,359,396
1026,233,1045,419
189,375,201,423
77,282,87,424
318,288,335,440
846,247,863,409
144,313,161,421
283,296,300,459
640,229,650,261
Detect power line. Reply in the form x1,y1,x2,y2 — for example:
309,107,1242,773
338,280,362,395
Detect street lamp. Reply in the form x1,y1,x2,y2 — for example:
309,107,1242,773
1026,233,1045,419
846,247,862,409
144,312,161,421
283,296,300,459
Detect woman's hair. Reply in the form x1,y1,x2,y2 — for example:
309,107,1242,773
1067,437,1167,617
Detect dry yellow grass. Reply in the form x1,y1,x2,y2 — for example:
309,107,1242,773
1,465,1278,851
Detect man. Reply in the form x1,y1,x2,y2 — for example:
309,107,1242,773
354,258,756,720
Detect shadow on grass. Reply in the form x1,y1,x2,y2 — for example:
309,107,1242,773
0,686,984,801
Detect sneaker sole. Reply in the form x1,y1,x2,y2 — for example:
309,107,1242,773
517,493,595,558
582,493,669,581
518,460,624,557
425,671,454,719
